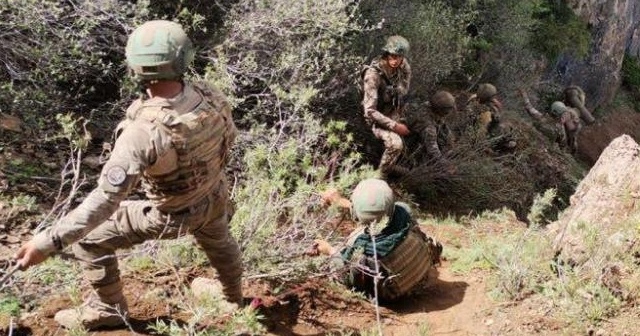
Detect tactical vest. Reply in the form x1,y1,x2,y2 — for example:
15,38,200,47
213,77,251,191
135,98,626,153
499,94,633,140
121,83,235,212
361,63,395,114
341,204,441,301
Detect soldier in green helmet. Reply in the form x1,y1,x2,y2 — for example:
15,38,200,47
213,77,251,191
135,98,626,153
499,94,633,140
309,178,442,302
406,90,456,163
361,35,412,177
519,89,582,154
465,83,517,152
13,20,243,330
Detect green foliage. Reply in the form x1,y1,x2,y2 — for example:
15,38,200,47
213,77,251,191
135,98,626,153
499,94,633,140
207,0,364,125
530,0,591,61
51,113,90,150
166,241,209,268
0,295,21,317
22,256,81,286
230,119,372,277
527,188,557,226
485,229,553,300
467,0,544,90
622,55,640,90
358,0,475,92
0,0,145,128
4,194,38,213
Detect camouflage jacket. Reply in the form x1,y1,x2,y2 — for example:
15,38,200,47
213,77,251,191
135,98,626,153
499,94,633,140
32,82,236,254
465,95,501,135
361,57,411,130
406,104,453,160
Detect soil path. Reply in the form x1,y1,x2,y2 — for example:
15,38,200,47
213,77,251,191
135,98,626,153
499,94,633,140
382,265,491,336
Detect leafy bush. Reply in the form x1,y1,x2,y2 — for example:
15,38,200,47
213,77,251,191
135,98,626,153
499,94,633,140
530,0,591,61
466,0,545,93
203,0,374,280
621,55,640,90
0,0,141,127
357,0,475,94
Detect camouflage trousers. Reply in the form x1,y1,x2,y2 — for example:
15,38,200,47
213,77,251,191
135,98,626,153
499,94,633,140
72,189,243,305
372,126,403,171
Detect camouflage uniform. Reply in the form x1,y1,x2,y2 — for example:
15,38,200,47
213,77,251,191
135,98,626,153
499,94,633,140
407,91,455,161
563,85,595,125
522,96,582,153
551,101,582,153
330,179,441,302
362,40,412,172
29,20,243,330
466,83,515,151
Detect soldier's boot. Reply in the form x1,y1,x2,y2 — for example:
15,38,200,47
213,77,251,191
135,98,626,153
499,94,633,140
381,164,410,180
191,277,241,314
54,282,128,330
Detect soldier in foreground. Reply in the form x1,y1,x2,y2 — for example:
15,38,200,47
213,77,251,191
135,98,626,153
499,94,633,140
14,20,243,330
361,35,412,177
520,89,582,154
311,178,442,302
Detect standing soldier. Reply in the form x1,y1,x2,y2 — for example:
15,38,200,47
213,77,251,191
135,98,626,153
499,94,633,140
563,85,596,125
361,35,412,176
520,89,582,154
13,20,243,330
466,83,516,151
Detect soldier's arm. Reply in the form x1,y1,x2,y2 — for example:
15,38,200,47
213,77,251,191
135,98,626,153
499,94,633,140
422,123,443,159
362,68,397,130
396,61,411,97
30,123,161,255
518,89,544,120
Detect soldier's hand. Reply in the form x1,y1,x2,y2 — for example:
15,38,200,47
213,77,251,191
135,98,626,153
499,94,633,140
14,241,48,270
314,239,336,256
492,98,503,110
393,123,410,136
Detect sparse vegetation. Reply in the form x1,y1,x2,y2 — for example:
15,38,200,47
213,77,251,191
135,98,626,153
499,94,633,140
1,0,639,335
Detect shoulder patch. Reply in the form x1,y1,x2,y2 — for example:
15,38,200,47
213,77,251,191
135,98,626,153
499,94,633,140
106,166,127,186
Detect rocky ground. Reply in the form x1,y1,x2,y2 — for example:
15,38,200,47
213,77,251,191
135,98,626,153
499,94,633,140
2,96,640,335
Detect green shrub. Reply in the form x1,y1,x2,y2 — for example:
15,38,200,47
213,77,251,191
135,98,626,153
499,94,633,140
530,0,591,61
622,55,640,90
357,0,475,93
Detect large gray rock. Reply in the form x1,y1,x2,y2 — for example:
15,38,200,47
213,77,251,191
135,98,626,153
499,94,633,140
555,0,640,108
549,134,640,266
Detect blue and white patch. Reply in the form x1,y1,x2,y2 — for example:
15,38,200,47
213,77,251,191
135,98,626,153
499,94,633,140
105,166,127,186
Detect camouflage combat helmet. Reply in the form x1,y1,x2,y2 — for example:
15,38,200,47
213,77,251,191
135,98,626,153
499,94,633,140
125,20,194,81
350,178,395,224
382,35,410,56
431,90,456,115
550,101,567,117
477,83,497,101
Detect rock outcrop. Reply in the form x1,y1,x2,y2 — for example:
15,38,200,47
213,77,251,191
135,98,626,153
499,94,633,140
549,134,640,266
557,0,640,108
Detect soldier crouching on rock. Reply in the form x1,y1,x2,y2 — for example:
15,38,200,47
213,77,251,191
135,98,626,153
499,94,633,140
13,20,243,330
311,178,442,303
361,36,412,178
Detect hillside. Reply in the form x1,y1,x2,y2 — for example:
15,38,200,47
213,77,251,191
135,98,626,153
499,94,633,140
2,0,640,335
